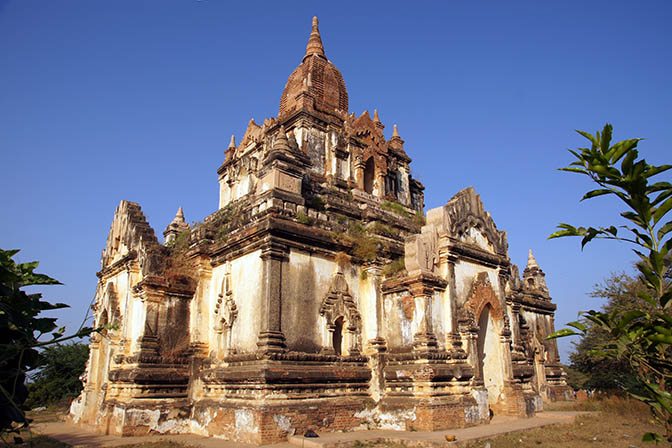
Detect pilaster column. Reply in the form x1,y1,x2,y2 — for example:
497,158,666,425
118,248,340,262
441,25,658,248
354,155,365,190
407,274,441,352
138,290,162,355
374,172,386,198
413,293,438,352
256,241,288,354
364,263,387,353
443,253,466,355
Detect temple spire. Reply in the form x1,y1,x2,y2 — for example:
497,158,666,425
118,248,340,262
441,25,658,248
527,249,539,269
174,206,185,223
392,124,400,138
225,134,237,161
273,126,291,152
164,206,189,245
304,16,326,60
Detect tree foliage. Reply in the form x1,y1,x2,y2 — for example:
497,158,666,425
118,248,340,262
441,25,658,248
26,343,89,408
549,124,672,443
0,249,96,439
569,271,653,393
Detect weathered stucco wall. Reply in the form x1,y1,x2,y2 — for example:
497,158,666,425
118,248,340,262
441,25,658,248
227,250,263,353
283,250,363,353
454,261,500,307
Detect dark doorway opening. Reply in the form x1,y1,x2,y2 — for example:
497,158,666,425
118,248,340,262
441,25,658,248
363,157,374,194
333,316,344,355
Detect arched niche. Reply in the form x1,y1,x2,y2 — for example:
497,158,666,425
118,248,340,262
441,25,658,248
320,271,362,356
477,304,505,403
363,157,375,194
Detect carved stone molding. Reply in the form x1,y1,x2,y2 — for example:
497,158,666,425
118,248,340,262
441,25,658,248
214,270,238,333
320,270,362,355
465,272,504,324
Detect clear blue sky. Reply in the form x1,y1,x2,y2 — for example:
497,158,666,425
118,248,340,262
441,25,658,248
1,1,670,362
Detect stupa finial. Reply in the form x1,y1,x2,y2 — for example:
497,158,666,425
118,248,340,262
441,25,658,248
527,249,539,269
304,16,326,60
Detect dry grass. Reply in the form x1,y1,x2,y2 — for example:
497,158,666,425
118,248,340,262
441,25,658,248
114,443,197,448
7,434,70,447
460,396,660,448
25,404,68,424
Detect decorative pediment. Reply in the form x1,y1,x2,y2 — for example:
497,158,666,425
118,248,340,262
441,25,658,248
102,282,121,325
427,187,508,256
101,201,161,269
352,110,388,159
319,271,361,331
465,272,504,324
240,118,263,148
214,271,238,333
405,226,439,274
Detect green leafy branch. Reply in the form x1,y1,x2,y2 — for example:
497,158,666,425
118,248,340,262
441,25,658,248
548,124,672,443
0,248,102,440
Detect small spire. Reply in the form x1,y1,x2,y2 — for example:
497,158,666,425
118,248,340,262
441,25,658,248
164,206,189,244
392,124,400,138
304,16,326,60
228,135,236,149
527,249,538,268
171,206,185,224
273,126,291,152
373,109,381,122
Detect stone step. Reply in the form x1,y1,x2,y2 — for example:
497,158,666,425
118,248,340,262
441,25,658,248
287,435,326,448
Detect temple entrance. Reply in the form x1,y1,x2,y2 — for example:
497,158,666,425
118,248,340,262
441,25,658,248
477,304,504,404
363,157,374,194
332,316,344,355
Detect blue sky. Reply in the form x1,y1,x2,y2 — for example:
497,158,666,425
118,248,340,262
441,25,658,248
1,1,670,362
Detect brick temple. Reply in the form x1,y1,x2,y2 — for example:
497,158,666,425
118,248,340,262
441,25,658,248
69,17,571,445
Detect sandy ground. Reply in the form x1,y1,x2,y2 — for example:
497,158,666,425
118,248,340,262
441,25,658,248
31,411,586,448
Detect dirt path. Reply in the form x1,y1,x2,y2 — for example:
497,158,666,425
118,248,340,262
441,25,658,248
32,412,586,448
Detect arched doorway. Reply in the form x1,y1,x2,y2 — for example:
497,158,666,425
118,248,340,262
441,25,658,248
363,157,374,194
332,316,344,355
477,304,505,404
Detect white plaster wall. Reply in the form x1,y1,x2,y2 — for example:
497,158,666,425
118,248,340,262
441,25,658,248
210,250,263,353
480,308,504,402
431,290,446,348
190,273,212,347
454,261,500,306
219,177,231,209
383,291,422,350
460,228,495,253
284,250,336,351
283,250,364,353
359,271,378,344
129,297,145,353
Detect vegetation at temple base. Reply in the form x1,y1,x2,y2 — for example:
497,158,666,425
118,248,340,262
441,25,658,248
25,343,89,409
460,396,659,448
548,124,672,443
567,270,656,393
0,249,97,442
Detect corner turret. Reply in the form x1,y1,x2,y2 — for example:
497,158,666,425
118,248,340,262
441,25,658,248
522,249,548,294
163,207,190,245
